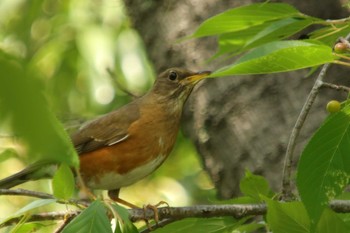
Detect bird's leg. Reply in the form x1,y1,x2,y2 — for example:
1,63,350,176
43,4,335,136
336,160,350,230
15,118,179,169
108,189,153,229
108,189,139,209
108,189,170,229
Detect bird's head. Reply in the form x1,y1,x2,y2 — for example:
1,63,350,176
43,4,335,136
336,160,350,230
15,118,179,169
151,68,211,103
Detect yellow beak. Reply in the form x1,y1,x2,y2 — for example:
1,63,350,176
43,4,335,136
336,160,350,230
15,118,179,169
182,71,212,85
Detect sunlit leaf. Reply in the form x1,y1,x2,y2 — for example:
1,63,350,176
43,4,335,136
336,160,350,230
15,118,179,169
52,163,75,199
265,199,310,233
217,17,314,56
8,222,46,233
193,3,303,37
309,25,350,47
62,200,112,233
297,104,350,225
14,199,57,217
210,40,335,76
217,23,269,56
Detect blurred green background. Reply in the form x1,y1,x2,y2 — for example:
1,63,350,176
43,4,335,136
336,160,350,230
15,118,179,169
0,0,214,231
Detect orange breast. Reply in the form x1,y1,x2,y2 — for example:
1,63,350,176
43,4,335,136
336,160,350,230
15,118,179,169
79,103,181,190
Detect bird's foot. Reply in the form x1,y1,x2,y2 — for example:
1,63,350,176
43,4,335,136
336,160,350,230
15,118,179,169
143,201,169,227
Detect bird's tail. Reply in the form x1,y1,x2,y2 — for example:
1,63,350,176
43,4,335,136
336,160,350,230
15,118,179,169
0,161,56,189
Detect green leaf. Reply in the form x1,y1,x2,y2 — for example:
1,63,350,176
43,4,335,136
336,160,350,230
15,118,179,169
0,148,18,163
152,217,239,233
110,203,138,233
62,200,112,233
193,3,302,37
297,104,350,225
309,26,350,47
14,199,56,216
337,213,350,228
0,52,78,167
217,23,268,56
9,222,44,233
0,199,55,231
239,170,273,201
317,208,350,233
265,199,310,233
52,163,75,199
235,222,265,233
218,17,314,56
211,40,335,76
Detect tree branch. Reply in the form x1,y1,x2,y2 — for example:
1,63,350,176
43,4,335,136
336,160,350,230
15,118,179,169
3,200,350,229
0,188,54,199
321,82,350,92
129,204,266,222
0,211,80,228
0,189,90,207
281,63,330,200
281,35,350,201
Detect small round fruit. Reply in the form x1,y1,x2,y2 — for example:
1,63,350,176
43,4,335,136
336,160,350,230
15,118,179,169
326,100,341,113
334,42,348,53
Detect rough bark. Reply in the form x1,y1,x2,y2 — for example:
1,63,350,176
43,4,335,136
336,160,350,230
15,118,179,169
123,0,350,198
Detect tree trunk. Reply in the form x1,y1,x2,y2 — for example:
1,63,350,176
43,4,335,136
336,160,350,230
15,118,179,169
123,0,350,199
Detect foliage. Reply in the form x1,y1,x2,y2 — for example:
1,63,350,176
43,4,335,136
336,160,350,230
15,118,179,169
2,1,350,232
190,2,350,233
62,200,113,233
0,0,210,232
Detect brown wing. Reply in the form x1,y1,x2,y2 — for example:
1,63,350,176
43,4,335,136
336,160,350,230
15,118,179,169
70,101,140,154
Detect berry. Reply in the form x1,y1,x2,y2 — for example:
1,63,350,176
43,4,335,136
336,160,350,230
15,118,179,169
326,100,341,113
334,42,348,53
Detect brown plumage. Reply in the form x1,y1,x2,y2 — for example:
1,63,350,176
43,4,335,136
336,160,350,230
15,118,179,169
0,67,211,204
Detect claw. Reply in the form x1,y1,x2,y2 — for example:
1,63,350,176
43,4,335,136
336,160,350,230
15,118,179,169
144,201,169,226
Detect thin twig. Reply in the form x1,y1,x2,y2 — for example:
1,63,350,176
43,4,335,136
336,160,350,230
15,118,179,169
106,68,139,98
0,189,90,207
339,37,350,47
334,53,350,62
332,60,350,67
326,17,350,25
0,211,80,228
321,82,350,92
54,213,77,233
0,188,54,199
281,63,330,200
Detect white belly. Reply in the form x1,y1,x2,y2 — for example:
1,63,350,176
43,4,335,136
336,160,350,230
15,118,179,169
87,154,166,190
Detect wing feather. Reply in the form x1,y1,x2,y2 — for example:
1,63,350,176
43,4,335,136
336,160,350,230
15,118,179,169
70,101,140,154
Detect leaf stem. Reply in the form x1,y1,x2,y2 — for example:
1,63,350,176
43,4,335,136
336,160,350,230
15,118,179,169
332,60,350,67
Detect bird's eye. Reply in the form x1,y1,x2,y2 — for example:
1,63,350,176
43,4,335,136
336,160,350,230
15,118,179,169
168,71,178,81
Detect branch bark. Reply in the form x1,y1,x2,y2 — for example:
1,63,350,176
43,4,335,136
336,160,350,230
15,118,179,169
281,64,331,200
0,189,90,207
2,200,350,229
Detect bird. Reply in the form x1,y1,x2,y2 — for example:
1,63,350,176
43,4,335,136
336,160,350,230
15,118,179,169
0,67,211,207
